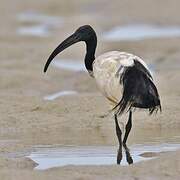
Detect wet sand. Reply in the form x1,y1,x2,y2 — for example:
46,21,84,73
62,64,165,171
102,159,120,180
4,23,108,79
0,0,180,179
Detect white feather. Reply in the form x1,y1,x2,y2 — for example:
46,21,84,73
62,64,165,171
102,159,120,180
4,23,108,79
93,51,151,106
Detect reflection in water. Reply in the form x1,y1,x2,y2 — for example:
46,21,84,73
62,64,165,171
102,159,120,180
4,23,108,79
123,144,133,164
116,144,134,165
27,143,180,170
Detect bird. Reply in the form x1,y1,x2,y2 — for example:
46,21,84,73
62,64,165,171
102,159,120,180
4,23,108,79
44,25,161,164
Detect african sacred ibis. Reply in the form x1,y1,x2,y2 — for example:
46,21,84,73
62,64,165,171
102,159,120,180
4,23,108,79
44,25,161,164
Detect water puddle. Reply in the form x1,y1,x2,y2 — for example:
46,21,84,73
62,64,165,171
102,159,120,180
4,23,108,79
44,90,78,101
17,12,63,37
102,24,180,41
17,12,62,25
17,25,50,37
52,59,85,72
27,143,180,170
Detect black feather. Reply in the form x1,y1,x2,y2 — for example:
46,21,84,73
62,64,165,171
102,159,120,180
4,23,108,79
113,60,161,115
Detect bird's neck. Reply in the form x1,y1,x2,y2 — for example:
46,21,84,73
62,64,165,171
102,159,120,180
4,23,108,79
84,36,97,72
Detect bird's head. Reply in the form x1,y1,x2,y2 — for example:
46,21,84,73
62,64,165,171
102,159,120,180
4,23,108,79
74,25,96,41
44,25,96,73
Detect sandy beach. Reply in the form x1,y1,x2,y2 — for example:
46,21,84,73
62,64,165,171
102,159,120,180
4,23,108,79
0,0,180,179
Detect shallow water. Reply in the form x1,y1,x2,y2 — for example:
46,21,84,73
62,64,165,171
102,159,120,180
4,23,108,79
17,25,50,37
28,143,180,170
44,90,78,101
17,11,63,25
102,24,180,41
17,12,63,37
52,59,85,72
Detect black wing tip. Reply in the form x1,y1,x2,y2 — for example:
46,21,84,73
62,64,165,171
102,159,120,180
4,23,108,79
112,61,162,116
148,103,162,115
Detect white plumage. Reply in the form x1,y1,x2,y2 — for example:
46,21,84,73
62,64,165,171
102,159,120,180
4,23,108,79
93,51,151,106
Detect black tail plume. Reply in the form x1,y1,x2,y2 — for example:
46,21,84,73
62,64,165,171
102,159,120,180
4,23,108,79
113,60,161,115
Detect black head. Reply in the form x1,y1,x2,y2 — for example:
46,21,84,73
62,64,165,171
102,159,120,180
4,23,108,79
74,25,96,41
44,25,97,73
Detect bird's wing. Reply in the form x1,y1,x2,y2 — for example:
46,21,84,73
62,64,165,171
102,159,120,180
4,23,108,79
109,51,153,80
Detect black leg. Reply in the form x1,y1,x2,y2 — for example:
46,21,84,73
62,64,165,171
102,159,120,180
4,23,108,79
114,114,122,164
123,143,133,165
117,145,122,165
115,114,122,145
123,111,132,145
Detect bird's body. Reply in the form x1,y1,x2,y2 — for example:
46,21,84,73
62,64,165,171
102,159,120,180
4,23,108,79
44,25,161,165
93,51,149,106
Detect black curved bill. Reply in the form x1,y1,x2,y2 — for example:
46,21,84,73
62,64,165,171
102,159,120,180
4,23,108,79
44,33,81,73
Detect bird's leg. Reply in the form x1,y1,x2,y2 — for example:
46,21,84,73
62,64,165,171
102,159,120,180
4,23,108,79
115,114,122,146
114,114,122,164
117,144,123,165
123,143,133,165
123,111,132,145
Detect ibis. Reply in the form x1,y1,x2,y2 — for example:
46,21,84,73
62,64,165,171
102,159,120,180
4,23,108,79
44,25,161,164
